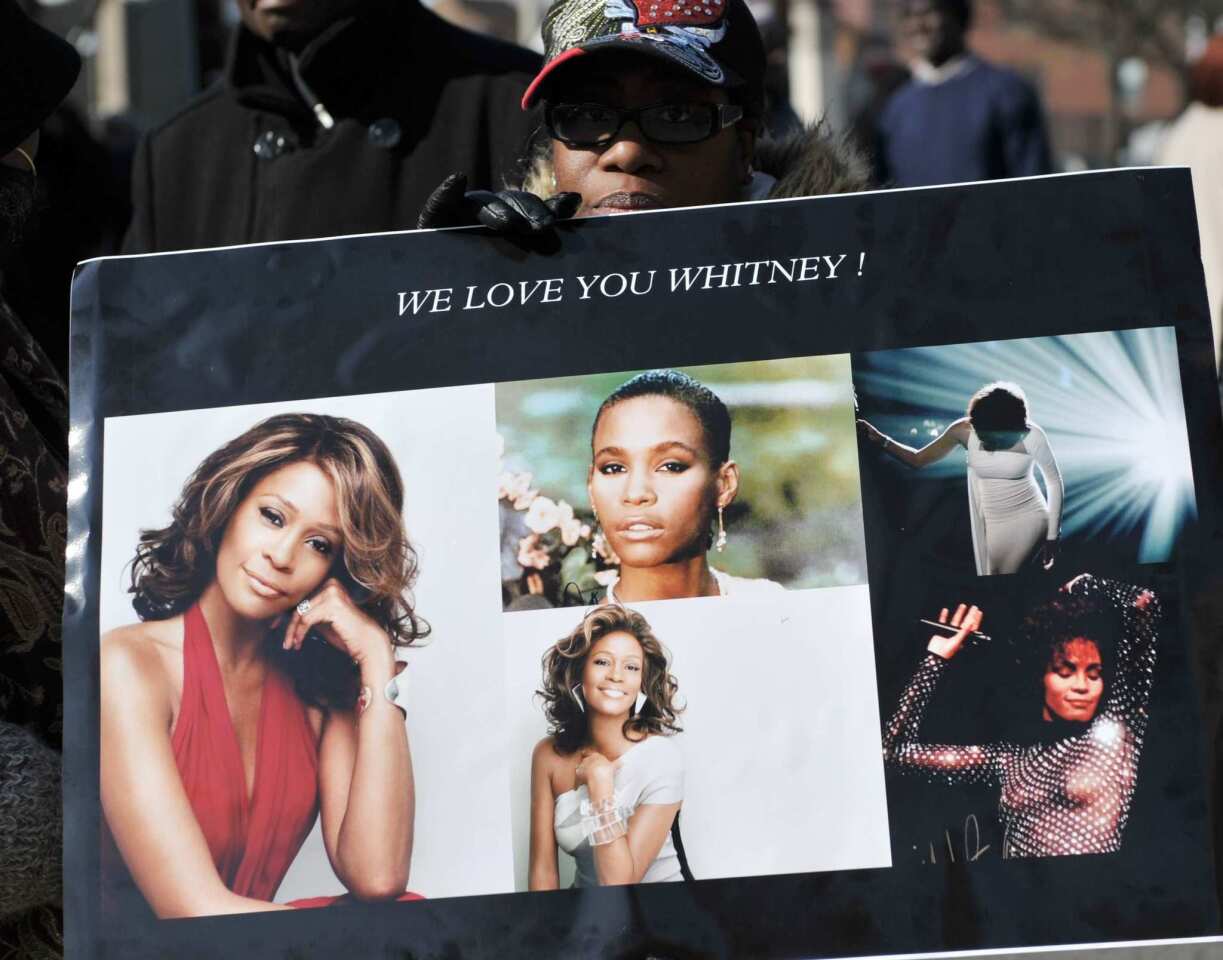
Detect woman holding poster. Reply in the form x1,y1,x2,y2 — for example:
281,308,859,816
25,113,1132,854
99,413,424,918
857,381,1063,575
590,369,784,603
529,605,690,887
883,574,1158,858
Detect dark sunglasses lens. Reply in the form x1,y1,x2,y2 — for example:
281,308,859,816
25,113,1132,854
551,104,619,145
640,105,716,143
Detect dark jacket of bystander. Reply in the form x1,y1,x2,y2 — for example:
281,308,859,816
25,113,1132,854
122,0,541,253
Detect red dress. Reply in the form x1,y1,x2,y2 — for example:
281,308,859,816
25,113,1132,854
103,603,420,914
173,602,320,899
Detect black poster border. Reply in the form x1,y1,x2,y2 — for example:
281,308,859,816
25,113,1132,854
66,169,1223,959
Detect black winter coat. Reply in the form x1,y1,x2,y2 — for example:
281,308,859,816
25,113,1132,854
122,0,541,253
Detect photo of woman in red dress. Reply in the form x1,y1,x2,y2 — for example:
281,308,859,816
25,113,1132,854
101,413,426,918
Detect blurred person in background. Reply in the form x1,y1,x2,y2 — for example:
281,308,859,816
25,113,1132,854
122,0,542,253
419,0,870,233
846,30,910,167
0,0,78,950
746,0,801,138
1,71,131,375
1157,35,1223,369
873,0,1053,187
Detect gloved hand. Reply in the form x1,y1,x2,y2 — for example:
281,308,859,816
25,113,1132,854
417,172,581,233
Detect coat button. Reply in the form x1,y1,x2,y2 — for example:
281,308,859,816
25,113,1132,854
368,117,402,149
253,130,298,159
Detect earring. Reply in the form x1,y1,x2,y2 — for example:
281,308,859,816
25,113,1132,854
571,683,585,713
715,505,727,553
634,690,647,715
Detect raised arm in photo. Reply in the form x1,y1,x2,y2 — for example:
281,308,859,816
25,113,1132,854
1060,574,1160,728
882,604,1012,785
858,417,970,469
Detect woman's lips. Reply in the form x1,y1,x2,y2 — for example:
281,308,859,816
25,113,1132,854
599,687,627,699
243,567,286,598
587,191,665,215
617,519,664,541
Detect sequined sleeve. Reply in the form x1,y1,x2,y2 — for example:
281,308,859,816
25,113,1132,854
1065,575,1160,731
882,653,1013,785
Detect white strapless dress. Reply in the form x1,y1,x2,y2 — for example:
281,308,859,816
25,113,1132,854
553,736,685,887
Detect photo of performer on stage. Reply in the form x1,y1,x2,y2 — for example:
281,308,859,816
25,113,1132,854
883,574,1158,858
853,327,1196,576
858,381,1062,575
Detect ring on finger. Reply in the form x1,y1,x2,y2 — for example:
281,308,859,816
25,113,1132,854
296,599,312,616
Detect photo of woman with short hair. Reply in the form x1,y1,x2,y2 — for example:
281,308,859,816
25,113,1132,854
497,358,867,610
858,380,1063,575
588,369,784,602
882,574,1158,858
528,604,689,887
100,412,424,918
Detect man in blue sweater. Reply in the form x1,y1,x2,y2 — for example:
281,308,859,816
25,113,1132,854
874,0,1053,187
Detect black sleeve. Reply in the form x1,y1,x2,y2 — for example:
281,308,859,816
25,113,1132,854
882,653,1010,785
120,133,156,255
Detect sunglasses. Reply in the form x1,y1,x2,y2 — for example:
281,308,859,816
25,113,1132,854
545,101,744,147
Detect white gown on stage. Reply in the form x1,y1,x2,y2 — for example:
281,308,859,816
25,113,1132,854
965,424,1063,575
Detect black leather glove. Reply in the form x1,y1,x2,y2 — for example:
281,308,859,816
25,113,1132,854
417,172,581,233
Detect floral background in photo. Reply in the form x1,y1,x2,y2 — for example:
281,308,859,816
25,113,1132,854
495,357,868,611
497,436,618,609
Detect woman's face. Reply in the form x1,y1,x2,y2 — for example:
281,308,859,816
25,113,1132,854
214,460,341,621
590,395,732,569
581,631,645,718
1042,638,1104,723
549,55,752,216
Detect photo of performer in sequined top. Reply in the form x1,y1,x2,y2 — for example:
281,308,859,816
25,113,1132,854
882,574,1158,858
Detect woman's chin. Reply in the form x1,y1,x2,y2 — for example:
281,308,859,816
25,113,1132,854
589,702,633,720
612,542,699,570
218,585,290,624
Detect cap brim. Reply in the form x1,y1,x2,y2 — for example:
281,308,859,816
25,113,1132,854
521,34,742,110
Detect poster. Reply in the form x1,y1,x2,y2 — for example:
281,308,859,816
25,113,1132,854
66,168,1223,958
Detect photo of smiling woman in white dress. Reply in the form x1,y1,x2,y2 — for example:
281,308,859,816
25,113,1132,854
528,604,689,888
858,381,1063,576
